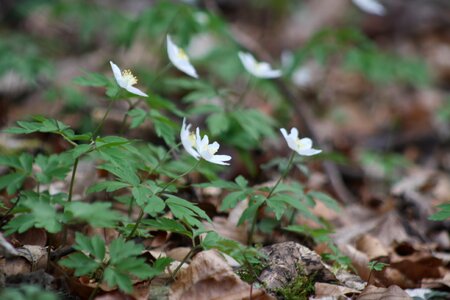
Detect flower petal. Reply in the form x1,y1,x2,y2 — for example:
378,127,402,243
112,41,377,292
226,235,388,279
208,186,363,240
110,61,125,88
126,86,148,97
208,154,231,165
297,148,322,156
352,0,385,15
298,138,312,150
167,35,198,79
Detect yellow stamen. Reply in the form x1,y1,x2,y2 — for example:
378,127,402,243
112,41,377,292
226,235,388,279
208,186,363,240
177,48,188,61
122,69,138,85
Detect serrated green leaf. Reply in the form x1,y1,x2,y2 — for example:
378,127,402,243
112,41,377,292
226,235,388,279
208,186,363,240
128,108,147,129
206,112,229,135
65,202,121,228
87,180,130,194
308,191,340,212
59,252,100,276
143,218,192,237
144,195,165,215
220,191,248,211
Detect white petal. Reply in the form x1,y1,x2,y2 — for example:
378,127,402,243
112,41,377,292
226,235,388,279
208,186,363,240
352,0,385,15
126,86,148,97
258,69,282,79
297,148,322,156
110,61,125,88
167,35,198,79
209,154,231,165
289,128,299,140
298,138,312,149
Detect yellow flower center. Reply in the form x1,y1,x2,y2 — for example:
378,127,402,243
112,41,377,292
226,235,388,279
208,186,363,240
188,133,196,145
295,139,307,150
122,69,138,86
177,48,188,61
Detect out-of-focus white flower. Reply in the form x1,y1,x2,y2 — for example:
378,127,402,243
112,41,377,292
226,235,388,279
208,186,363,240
292,66,313,87
167,35,198,79
195,128,231,165
352,0,386,16
180,118,200,159
110,61,148,97
238,51,282,79
280,128,321,156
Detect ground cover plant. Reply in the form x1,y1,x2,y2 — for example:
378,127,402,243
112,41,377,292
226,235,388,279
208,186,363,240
1,1,449,299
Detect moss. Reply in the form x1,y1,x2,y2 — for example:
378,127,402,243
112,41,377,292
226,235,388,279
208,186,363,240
274,270,315,300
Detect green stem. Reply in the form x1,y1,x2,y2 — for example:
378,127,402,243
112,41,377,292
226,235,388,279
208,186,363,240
92,100,114,140
67,158,79,203
88,280,101,300
171,246,198,279
147,142,182,176
127,208,144,240
247,151,296,245
127,158,199,240
159,159,200,194
236,76,253,107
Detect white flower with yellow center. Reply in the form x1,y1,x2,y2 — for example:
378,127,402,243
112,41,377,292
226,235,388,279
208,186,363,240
110,61,148,97
195,128,231,165
180,118,200,159
280,128,321,156
352,0,385,16
167,35,199,79
238,51,282,79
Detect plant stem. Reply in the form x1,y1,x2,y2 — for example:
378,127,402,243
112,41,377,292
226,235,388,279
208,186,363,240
247,151,296,245
127,208,144,240
127,158,199,240
67,158,79,203
236,76,253,107
159,159,200,194
92,100,114,140
88,281,101,300
171,246,197,279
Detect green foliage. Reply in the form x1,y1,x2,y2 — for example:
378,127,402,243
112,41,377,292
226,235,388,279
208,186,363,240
64,202,122,228
359,150,412,182
291,28,429,86
4,192,65,235
368,260,389,271
60,234,170,293
0,285,57,300
429,203,450,221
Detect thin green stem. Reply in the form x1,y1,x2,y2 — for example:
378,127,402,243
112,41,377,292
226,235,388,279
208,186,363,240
147,142,182,176
88,282,100,300
127,158,199,240
159,159,200,194
127,208,144,240
171,246,198,279
236,76,253,107
247,152,296,245
92,100,114,140
67,158,79,203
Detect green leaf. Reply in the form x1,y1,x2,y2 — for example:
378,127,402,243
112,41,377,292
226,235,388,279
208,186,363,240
87,180,130,194
108,238,144,264
308,191,340,212
149,110,177,147
128,108,148,129
65,202,121,228
235,175,248,188
59,252,100,276
166,195,211,226
237,195,265,226
131,185,152,206
35,154,73,184
103,267,133,293
143,218,192,237
144,195,165,216
0,173,27,195
429,203,450,221
206,112,229,135
220,191,248,211
73,72,110,87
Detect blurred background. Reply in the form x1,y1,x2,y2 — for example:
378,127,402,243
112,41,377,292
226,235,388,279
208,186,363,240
0,0,449,235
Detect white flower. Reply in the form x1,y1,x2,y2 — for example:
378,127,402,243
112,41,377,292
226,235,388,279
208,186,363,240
352,0,386,16
195,128,231,165
110,61,148,97
280,128,322,156
180,118,200,159
238,51,282,79
167,35,198,79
